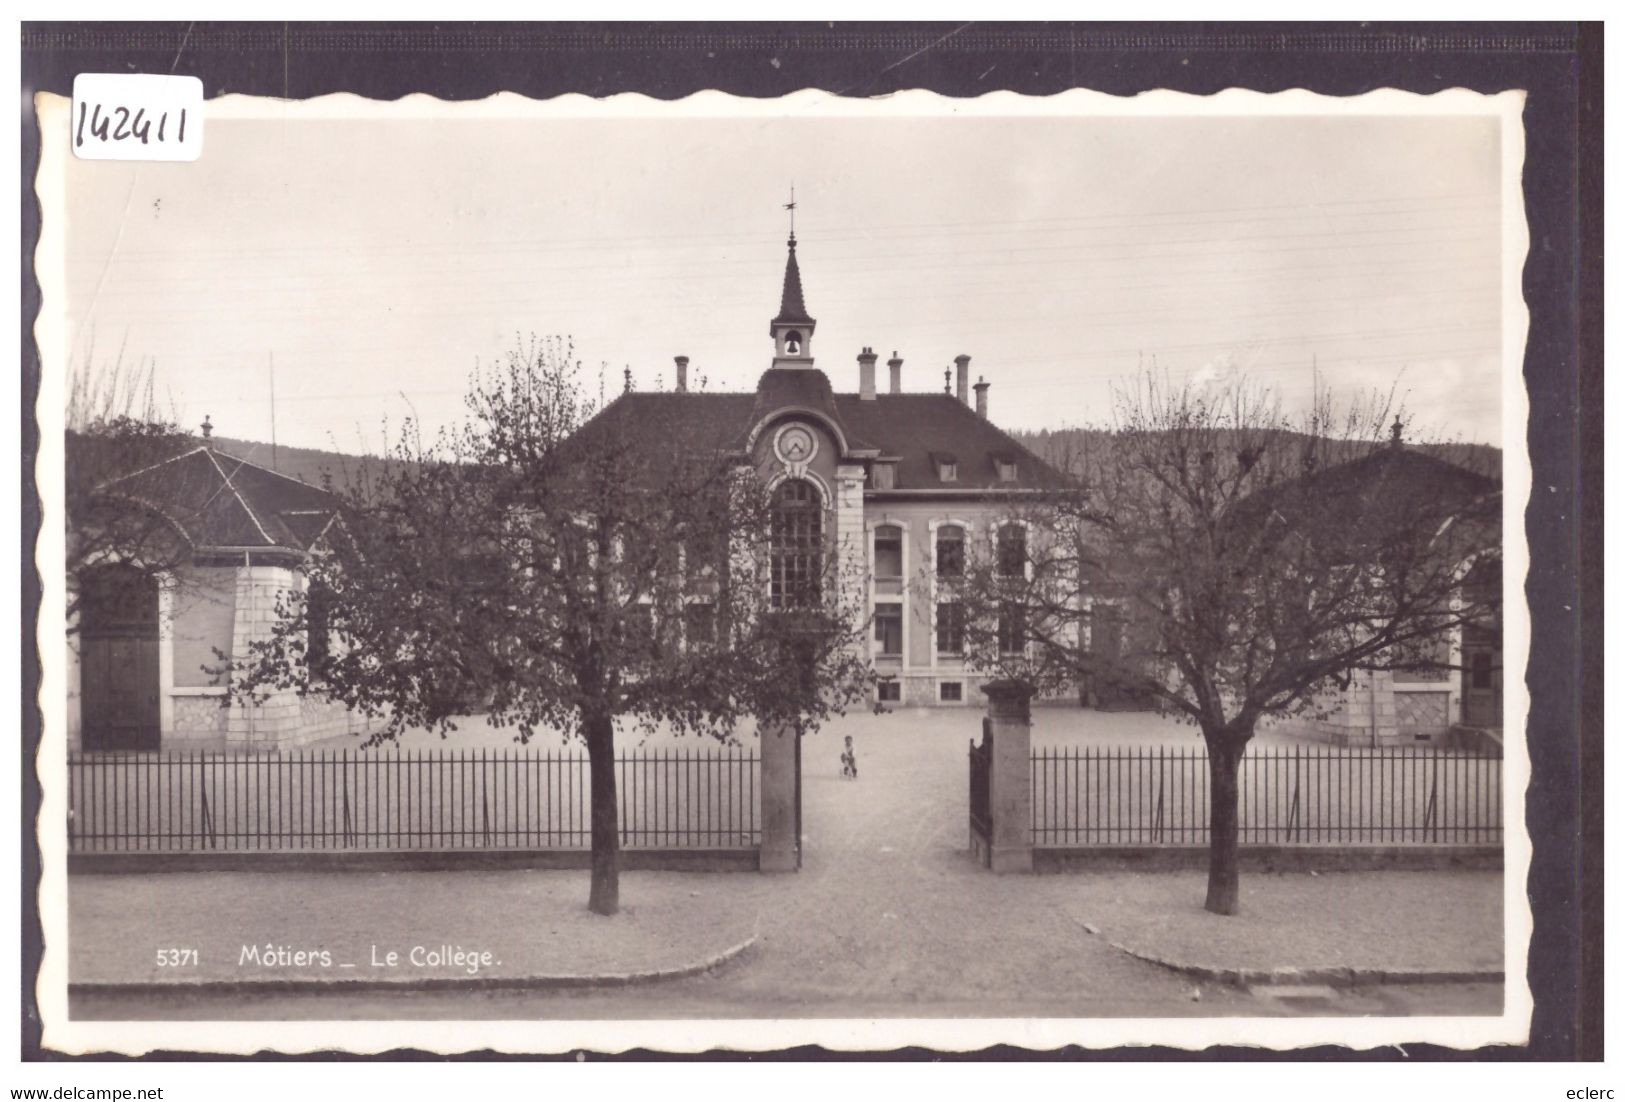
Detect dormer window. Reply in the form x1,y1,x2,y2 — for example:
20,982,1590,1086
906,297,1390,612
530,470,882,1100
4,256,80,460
996,458,1019,483
931,452,959,482
870,461,896,491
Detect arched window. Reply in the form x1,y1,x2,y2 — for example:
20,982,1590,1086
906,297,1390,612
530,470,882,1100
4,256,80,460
771,479,822,608
78,563,159,637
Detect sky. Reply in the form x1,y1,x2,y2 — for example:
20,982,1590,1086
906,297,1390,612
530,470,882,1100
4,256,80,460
55,104,1509,453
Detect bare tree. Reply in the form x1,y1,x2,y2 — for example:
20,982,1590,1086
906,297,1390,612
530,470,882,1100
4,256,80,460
65,346,196,632
229,337,872,915
954,372,1500,914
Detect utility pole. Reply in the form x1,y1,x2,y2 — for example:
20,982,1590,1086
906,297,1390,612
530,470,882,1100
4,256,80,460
269,351,278,471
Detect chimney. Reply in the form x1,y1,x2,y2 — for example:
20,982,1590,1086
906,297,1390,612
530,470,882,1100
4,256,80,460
974,376,990,419
857,347,878,400
887,351,903,394
674,355,689,393
955,353,971,405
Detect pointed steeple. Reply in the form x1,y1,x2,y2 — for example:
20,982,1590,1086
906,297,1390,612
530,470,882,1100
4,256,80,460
768,227,817,369
771,235,816,331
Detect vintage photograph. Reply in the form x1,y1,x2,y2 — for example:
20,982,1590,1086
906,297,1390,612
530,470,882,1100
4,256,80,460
33,85,1530,1054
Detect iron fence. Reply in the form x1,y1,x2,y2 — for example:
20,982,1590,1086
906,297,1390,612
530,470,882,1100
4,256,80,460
68,746,760,853
1030,744,1501,847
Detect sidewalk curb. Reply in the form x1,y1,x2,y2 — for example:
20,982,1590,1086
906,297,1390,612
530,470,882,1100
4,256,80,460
1100,936,1503,988
68,932,758,998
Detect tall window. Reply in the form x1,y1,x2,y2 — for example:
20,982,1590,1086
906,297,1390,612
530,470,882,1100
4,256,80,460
771,478,823,609
620,603,656,654
684,601,716,650
998,603,1026,656
874,602,903,657
874,524,903,581
997,523,1027,577
935,525,965,579
936,601,965,656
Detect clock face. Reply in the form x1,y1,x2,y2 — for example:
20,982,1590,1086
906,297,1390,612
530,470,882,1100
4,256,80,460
775,424,817,464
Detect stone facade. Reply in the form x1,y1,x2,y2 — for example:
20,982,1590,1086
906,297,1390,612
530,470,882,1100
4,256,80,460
298,693,381,744
863,504,1051,709
222,564,304,751
1275,664,1464,747
73,557,378,754
170,691,231,748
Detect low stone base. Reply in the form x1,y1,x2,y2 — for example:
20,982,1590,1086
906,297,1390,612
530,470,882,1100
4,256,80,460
70,847,761,875
1034,844,1502,874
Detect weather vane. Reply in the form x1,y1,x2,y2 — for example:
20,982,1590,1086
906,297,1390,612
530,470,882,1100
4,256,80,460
783,184,797,241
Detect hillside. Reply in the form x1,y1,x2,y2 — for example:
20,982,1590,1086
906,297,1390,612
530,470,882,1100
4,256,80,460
1010,427,1502,482
74,427,1501,494
208,436,398,491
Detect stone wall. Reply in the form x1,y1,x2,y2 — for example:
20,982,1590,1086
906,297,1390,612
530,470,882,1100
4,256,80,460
222,564,312,752
170,691,230,749
1277,663,1463,747
294,693,382,747
896,671,990,708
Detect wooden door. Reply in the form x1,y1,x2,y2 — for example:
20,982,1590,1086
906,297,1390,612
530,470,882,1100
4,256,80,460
82,637,160,751
79,565,161,752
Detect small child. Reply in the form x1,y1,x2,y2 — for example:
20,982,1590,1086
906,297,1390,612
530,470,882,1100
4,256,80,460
840,735,858,779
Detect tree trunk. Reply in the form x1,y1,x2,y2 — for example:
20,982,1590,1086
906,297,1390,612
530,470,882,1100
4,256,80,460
584,711,620,916
1204,736,1244,916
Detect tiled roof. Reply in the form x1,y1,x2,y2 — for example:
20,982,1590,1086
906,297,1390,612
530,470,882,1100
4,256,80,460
834,394,1068,490
98,446,341,552
559,392,759,469
567,380,1067,492
1231,444,1499,543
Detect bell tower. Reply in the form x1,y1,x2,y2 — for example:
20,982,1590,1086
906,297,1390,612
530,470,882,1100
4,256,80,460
770,195,816,369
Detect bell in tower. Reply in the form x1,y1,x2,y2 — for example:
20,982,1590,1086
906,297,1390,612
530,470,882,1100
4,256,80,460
770,228,817,369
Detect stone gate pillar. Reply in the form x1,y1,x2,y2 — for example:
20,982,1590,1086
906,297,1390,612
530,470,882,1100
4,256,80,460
758,719,800,871
982,679,1034,873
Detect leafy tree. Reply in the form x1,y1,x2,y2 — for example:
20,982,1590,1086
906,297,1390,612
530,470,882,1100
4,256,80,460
230,338,871,915
954,373,1500,914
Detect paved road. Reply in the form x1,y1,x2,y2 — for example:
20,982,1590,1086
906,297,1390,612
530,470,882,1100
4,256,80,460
70,981,1504,1022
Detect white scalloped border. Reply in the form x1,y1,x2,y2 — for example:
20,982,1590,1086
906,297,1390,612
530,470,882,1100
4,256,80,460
31,84,1532,1057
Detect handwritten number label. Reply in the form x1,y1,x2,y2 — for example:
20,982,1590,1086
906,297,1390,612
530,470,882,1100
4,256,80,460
72,74,203,162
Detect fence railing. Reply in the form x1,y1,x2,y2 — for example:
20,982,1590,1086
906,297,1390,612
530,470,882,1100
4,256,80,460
1030,745,1501,847
68,746,760,853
